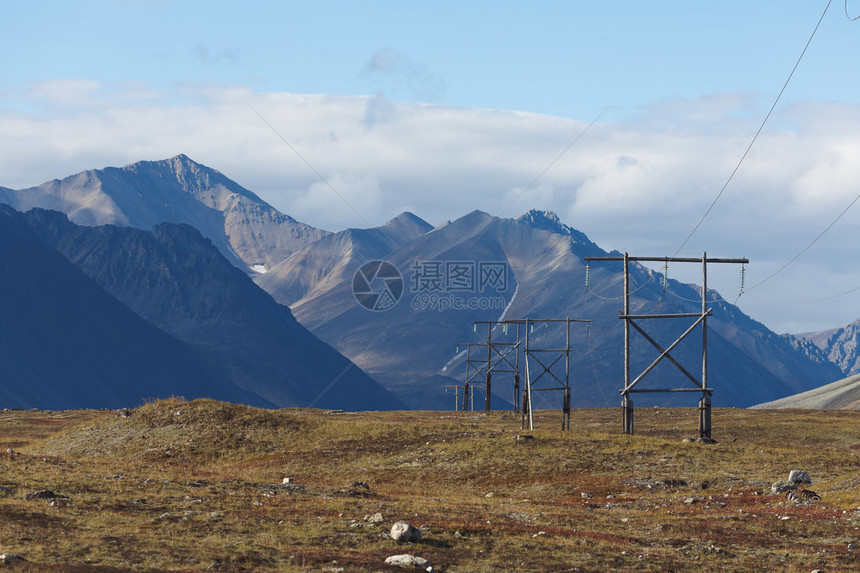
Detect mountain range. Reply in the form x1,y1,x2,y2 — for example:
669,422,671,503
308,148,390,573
257,207,843,409
1,155,854,411
0,155,327,272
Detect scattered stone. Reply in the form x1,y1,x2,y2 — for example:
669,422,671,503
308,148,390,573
25,489,66,501
365,512,384,524
682,437,696,443
47,498,72,507
350,481,370,490
0,554,24,564
788,470,812,485
323,409,345,415
581,492,593,499
263,482,306,494
771,481,797,494
485,492,493,498
684,497,697,504
697,437,718,444
5,448,14,454
282,477,292,484
117,408,131,418
514,435,535,441
390,521,422,543
454,530,466,538
660,479,688,488
384,554,433,571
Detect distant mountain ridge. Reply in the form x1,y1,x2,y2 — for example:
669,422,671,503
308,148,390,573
0,155,328,271
254,213,433,318
255,207,842,409
799,319,860,376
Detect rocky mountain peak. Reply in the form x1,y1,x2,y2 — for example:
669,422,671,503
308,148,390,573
518,209,568,234
517,209,604,257
381,212,433,240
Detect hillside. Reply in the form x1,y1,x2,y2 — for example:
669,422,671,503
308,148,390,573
0,399,858,571
10,206,402,411
0,206,262,409
752,373,860,410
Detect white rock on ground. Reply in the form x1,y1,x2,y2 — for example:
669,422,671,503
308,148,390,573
384,554,433,571
390,521,422,542
788,470,812,485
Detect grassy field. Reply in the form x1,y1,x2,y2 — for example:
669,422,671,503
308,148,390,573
0,399,858,571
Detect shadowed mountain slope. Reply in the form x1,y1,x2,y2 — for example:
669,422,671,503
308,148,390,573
14,207,403,411
0,206,264,409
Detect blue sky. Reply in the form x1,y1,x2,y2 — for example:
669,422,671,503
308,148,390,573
3,1,860,333
5,1,856,118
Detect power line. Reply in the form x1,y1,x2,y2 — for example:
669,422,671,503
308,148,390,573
743,283,860,305
743,190,860,294
673,0,833,257
499,108,607,218
253,109,372,228
847,0,860,20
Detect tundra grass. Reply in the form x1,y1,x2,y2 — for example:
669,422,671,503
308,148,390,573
0,399,858,571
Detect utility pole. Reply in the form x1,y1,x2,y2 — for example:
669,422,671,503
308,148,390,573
585,253,748,438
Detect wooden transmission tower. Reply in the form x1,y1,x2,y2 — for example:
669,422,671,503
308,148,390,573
584,252,748,438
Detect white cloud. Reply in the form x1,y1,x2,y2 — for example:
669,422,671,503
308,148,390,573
1,82,860,333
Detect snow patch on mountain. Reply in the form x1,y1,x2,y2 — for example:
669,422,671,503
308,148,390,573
497,283,519,323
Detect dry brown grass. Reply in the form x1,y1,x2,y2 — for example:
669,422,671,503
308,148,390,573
0,400,858,571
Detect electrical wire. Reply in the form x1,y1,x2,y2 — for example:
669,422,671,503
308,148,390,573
742,190,860,294
673,0,833,257
254,109,372,228
585,325,613,408
499,108,607,218
847,0,860,20
740,282,860,305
